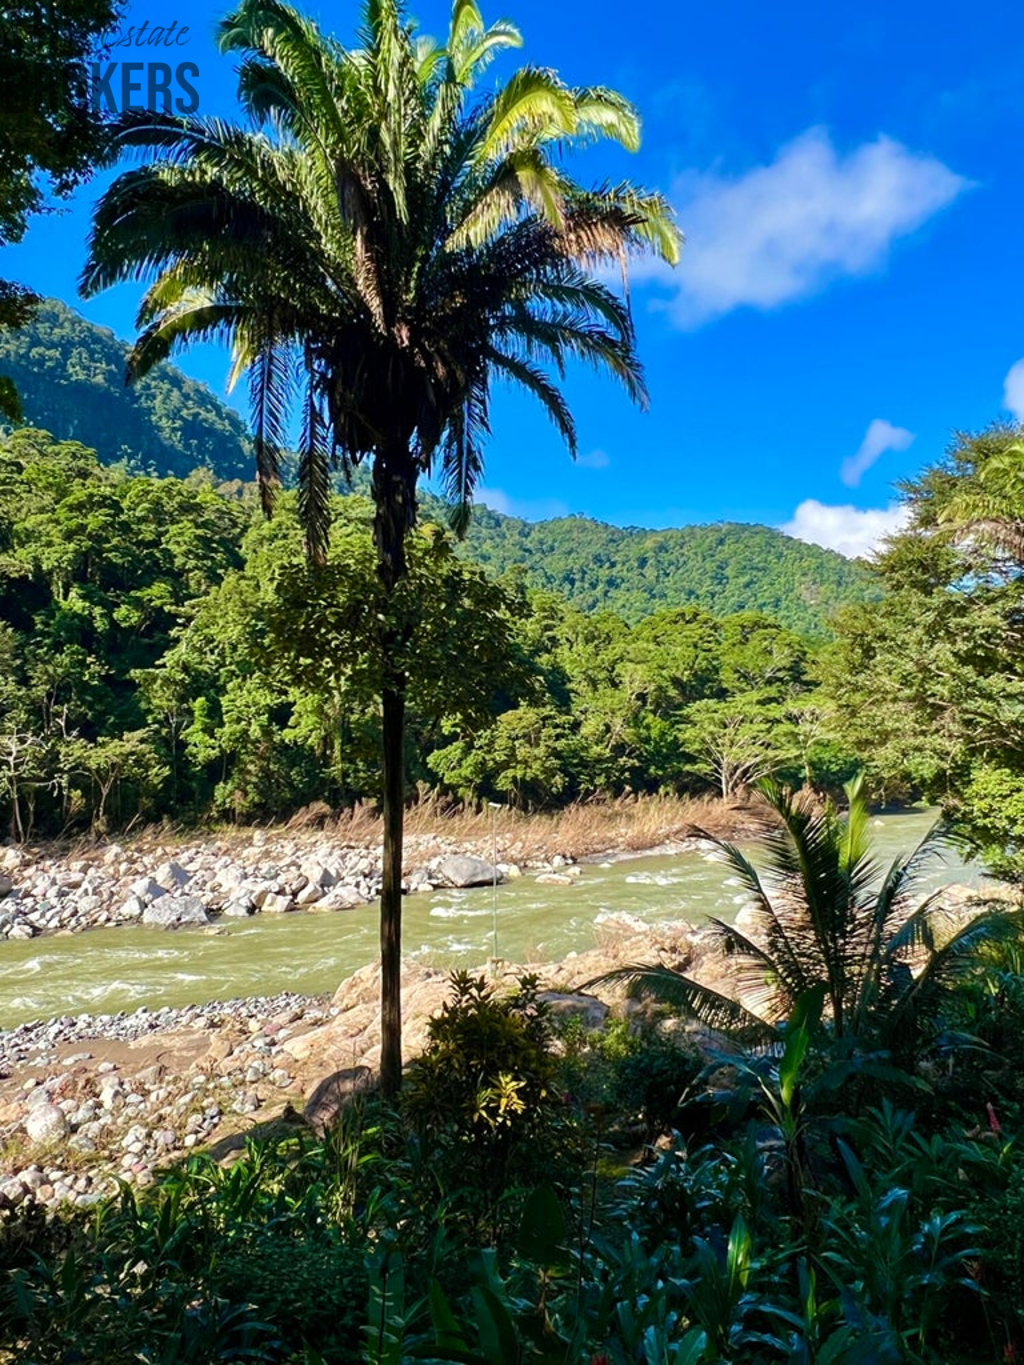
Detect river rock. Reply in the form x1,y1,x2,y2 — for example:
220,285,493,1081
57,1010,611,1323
318,884,364,910
294,884,324,907
538,991,609,1030
435,855,500,888
118,894,146,921
303,1066,373,1135
24,1104,69,1143
154,861,190,892
0,874,12,897
301,860,336,889
142,895,209,928
261,892,295,914
221,897,255,918
130,875,165,902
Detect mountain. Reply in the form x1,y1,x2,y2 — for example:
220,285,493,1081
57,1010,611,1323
0,298,252,479
454,505,878,637
1,299,876,634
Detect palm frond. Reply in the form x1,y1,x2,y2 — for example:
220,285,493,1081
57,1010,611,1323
582,964,777,1043
246,332,294,515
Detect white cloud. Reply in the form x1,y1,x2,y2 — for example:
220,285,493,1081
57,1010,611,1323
780,498,910,559
840,418,915,487
1004,359,1024,421
576,448,611,469
476,487,569,520
633,128,969,326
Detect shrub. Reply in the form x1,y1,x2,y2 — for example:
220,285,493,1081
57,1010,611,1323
403,971,578,1225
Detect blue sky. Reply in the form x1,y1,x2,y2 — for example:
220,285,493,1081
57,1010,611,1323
6,0,1024,556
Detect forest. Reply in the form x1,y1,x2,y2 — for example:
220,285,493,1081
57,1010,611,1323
3,421,1024,878
0,300,875,637
0,427,847,835
0,299,252,480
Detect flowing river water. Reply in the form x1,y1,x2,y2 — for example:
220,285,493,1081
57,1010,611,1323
0,810,982,1028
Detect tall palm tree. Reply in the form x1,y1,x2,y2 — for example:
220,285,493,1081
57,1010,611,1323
82,0,680,1094
590,778,1024,1055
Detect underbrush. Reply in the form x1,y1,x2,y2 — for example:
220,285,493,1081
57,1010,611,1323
3,966,1024,1365
41,790,758,870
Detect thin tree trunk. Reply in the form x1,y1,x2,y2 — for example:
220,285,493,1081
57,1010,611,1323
379,680,405,1097
372,445,418,1098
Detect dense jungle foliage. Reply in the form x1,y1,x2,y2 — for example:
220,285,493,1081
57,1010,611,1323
0,428,854,837
8,420,1024,880
824,423,1024,878
0,300,252,479
461,507,877,637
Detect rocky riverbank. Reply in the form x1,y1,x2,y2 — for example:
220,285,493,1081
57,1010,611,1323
0,794,756,944
0,915,707,1213
0,831,594,942
0,877,1011,1215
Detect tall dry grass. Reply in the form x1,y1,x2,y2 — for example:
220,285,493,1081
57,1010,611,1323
317,790,764,863
32,792,767,868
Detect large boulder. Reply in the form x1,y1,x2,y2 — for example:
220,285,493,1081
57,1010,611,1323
130,875,165,902
538,991,609,1030
303,1067,373,1135
221,897,256,918
142,895,209,928
317,884,365,910
435,855,501,889
261,892,295,914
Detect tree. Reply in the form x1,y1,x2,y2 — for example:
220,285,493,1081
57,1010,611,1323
679,695,790,799
82,0,679,1093
590,778,1024,1060
822,425,1024,872
0,1,123,418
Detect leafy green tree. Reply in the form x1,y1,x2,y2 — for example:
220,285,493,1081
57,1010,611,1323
591,778,1024,1059
823,424,1024,871
678,695,792,799
83,0,679,1092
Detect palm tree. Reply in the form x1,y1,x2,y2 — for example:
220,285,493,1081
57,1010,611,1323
589,778,1024,1056
82,0,680,1094
937,438,1024,564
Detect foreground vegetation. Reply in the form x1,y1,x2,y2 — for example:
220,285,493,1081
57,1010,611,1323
3,791,1024,1364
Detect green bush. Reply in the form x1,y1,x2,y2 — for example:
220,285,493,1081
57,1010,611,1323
403,971,580,1225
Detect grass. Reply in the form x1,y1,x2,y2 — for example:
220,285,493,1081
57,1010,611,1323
13,792,765,874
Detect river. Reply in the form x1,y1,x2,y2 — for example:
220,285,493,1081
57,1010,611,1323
0,810,981,1028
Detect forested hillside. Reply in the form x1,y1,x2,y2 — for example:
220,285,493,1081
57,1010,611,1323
458,506,878,636
0,301,876,633
0,299,252,479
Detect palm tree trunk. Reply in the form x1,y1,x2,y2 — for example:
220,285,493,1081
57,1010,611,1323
373,446,418,1099
379,679,405,1097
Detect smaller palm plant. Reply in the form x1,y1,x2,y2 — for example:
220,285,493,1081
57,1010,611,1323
587,777,1024,1058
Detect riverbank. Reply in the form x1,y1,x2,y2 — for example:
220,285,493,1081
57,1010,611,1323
0,914,705,1212
0,794,759,942
0,869,1010,1214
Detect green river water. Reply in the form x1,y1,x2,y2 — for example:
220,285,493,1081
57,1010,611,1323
0,810,980,1028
